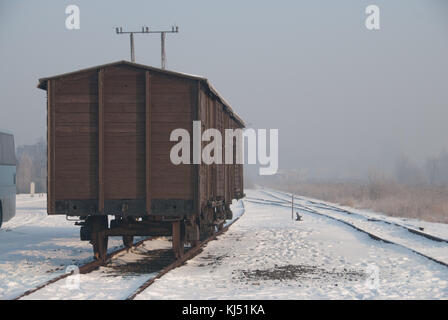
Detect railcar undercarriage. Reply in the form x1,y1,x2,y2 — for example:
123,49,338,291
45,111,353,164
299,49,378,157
75,202,234,261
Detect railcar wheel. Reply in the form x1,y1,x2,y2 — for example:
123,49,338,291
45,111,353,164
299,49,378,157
199,208,215,240
190,240,200,247
90,216,109,262
225,205,233,220
122,236,134,248
93,233,108,262
199,223,214,240
172,221,185,259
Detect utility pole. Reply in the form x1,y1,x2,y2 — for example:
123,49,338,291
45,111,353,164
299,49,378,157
161,32,166,69
130,32,135,62
115,25,179,69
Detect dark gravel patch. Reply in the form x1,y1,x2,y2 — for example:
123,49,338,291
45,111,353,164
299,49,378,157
237,264,366,283
104,249,176,277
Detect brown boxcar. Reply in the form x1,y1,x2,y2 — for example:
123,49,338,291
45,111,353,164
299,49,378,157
38,61,245,260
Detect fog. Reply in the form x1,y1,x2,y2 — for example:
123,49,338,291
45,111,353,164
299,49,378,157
1,0,447,180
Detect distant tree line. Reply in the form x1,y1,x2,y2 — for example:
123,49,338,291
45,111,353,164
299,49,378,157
15,138,46,194
257,150,448,223
424,151,448,186
394,151,448,187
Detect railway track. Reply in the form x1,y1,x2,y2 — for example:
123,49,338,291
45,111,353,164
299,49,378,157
261,189,448,243
246,190,448,269
127,203,245,300
12,237,152,300
12,203,245,300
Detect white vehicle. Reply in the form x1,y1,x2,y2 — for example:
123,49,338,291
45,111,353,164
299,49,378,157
0,130,16,228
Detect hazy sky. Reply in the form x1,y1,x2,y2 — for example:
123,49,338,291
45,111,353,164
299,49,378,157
1,0,447,179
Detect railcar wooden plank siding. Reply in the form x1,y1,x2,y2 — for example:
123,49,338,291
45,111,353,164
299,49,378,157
38,60,245,260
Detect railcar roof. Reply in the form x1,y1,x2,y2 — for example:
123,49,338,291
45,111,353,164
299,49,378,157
37,60,245,127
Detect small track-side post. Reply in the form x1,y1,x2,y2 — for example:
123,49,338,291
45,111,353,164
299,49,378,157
291,194,294,220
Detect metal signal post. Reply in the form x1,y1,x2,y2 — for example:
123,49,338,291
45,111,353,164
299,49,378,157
115,25,179,69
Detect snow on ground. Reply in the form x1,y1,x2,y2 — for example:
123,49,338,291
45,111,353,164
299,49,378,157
265,188,448,242
0,194,123,300
260,189,448,265
136,190,448,300
22,201,246,300
2,191,448,300
0,195,245,300
22,238,173,300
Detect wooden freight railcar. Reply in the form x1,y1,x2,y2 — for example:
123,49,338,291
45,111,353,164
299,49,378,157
38,61,245,261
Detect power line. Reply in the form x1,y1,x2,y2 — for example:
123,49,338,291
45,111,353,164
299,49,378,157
115,25,179,69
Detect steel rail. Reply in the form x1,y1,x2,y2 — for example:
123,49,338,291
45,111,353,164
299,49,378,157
246,192,448,268
126,204,245,300
261,189,448,243
12,237,151,300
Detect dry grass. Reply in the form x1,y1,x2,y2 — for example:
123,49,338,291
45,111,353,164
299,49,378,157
263,180,448,224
